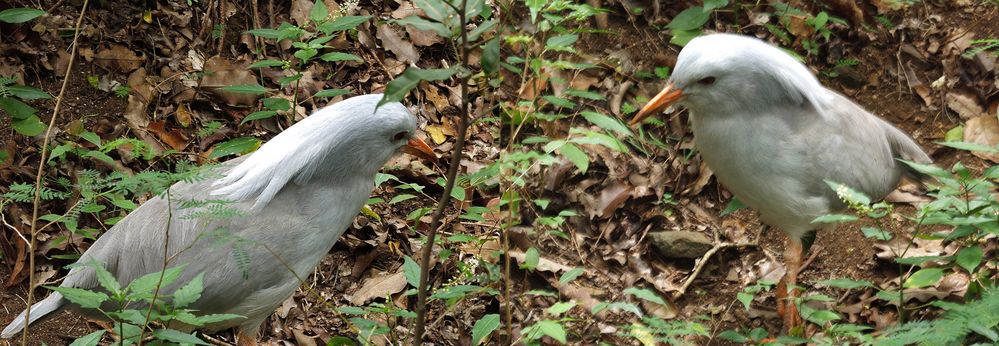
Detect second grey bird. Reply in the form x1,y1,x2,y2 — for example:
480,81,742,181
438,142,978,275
631,34,931,330
2,94,436,345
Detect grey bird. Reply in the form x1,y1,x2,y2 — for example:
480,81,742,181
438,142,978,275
631,34,931,330
2,94,436,344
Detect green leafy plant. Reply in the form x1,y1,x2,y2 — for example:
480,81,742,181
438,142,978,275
666,0,730,46
57,262,242,345
0,76,52,136
0,7,45,24
963,38,999,58
755,142,999,343
0,9,49,136
238,0,369,124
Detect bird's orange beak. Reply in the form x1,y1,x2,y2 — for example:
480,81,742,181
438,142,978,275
402,137,437,162
630,82,684,126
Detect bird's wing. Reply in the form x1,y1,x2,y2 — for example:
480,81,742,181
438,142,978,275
59,157,351,328
809,92,932,196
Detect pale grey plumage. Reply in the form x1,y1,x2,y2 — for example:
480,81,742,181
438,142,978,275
671,34,931,240
2,94,419,339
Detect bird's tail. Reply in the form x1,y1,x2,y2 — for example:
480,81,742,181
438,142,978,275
1,293,67,339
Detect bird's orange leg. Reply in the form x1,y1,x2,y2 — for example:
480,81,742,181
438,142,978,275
776,237,804,334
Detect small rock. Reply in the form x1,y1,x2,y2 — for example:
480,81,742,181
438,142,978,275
649,231,713,258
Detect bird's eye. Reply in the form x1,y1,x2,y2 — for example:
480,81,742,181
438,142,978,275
393,131,409,141
697,76,716,85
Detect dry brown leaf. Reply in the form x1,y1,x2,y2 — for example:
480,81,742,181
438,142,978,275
349,270,408,305
785,15,814,38
406,26,444,47
460,238,502,262
685,161,714,195
382,57,407,77
290,0,314,26
507,250,574,273
94,44,145,72
945,91,986,119
127,68,155,103
147,121,190,151
122,70,166,154
391,2,422,18
424,85,450,111
376,24,420,64
825,0,864,26
756,257,786,284
594,181,633,218
550,280,607,319
51,50,71,77
200,56,261,106
913,85,933,106
519,77,549,100
871,0,910,13
276,296,297,318
175,103,193,127
945,30,975,57
569,74,600,92
874,237,946,264
963,115,999,163
440,116,457,136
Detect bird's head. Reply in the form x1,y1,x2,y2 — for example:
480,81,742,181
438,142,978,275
344,95,436,167
630,33,831,126
301,94,436,178
211,94,436,209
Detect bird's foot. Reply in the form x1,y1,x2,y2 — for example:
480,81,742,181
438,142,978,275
775,279,804,335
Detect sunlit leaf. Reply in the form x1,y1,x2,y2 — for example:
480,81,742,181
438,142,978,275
209,137,261,159
0,8,45,23
394,16,451,37
12,115,46,136
903,268,944,288
817,278,873,289
7,85,51,100
309,0,329,23
0,97,37,119
240,111,278,125
471,314,500,345
69,330,106,346
320,52,364,63
956,246,982,273
581,111,631,136
413,0,451,23
668,7,709,30
624,287,666,305
379,66,458,106
314,88,352,98
317,15,372,34
221,85,268,95
403,255,421,287
46,286,108,309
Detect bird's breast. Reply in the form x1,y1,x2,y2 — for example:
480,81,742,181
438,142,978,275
690,111,836,234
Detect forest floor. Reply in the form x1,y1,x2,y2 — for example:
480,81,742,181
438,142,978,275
1,0,997,345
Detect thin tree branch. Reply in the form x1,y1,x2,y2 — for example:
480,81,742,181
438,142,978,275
413,0,470,342
22,1,89,344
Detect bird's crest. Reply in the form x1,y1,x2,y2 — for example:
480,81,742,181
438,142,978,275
211,95,394,211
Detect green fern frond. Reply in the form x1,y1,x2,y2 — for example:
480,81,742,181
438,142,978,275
2,183,71,202
878,288,999,345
